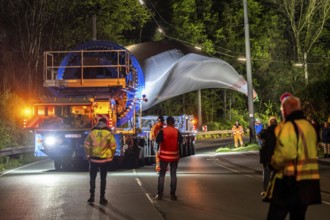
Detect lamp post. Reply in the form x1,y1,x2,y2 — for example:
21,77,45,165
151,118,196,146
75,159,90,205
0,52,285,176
243,0,256,143
197,89,202,130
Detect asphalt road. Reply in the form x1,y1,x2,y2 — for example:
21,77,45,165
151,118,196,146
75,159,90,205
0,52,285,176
1,138,330,220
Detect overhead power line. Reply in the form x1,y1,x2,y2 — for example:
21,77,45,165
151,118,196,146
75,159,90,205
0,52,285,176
139,0,330,64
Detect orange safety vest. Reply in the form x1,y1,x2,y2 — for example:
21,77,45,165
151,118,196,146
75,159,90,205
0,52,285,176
159,126,180,162
150,121,163,141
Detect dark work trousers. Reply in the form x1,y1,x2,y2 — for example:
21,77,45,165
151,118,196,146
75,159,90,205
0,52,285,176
267,203,307,220
89,161,110,196
263,163,272,191
157,160,179,195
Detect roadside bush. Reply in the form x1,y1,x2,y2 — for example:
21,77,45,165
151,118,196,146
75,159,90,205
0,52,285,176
0,121,14,149
0,91,32,149
207,122,220,131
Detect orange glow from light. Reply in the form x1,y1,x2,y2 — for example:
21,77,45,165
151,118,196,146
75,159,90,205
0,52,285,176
23,108,32,117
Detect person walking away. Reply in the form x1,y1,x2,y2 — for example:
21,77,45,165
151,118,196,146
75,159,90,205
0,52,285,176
155,116,183,200
264,96,321,220
255,118,264,146
232,121,244,147
258,117,277,195
320,121,330,158
150,115,164,172
84,117,117,205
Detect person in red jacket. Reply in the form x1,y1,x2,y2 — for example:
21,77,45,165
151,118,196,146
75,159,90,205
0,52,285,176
155,116,183,200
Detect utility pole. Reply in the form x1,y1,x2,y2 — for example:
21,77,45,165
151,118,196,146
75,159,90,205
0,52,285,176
243,0,255,143
198,89,202,130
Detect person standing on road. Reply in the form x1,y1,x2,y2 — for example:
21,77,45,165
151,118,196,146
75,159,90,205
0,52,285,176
264,96,321,220
255,119,264,146
150,115,165,142
274,92,294,137
320,121,330,158
150,115,165,172
232,121,244,148
84,117,117,205
258,117,277,194
155,116,183,201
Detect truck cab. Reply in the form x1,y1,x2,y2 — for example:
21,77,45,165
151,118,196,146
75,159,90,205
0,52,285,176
29,97,118,170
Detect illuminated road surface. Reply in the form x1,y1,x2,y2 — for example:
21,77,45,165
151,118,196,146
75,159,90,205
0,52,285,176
1,138,330,220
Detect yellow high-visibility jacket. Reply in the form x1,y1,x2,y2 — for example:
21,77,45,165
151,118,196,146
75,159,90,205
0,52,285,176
268,111,321,205
232,125,244,135
84,124,116,163
272,119,319,179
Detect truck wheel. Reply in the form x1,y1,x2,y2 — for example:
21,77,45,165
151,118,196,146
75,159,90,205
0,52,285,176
62,159,73,171
54,160,61,171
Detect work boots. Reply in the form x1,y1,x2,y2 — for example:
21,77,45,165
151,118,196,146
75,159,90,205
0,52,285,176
87,194,108,205
155,194,163,200
87,194,95,203
170,193,177,201
100,196,108,205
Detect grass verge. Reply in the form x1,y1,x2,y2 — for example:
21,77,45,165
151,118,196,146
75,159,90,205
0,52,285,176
216,143,260,153
0,153,43,172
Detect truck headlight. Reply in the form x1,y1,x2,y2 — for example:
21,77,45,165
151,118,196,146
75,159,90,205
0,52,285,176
44,136,62,146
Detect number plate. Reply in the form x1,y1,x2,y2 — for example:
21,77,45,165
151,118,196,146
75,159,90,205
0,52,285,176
65,134,82,138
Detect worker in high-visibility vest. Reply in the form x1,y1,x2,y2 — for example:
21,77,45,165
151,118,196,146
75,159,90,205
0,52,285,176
155,116,183,201
84,117,117,205
150,115,164,172
264,96,321,219
232,121,244,147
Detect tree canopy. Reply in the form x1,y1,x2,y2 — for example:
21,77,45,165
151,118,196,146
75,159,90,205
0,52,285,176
0,0,330,132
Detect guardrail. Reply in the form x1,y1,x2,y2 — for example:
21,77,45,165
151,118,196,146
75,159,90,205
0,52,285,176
0,146,34,157
197,130,232,135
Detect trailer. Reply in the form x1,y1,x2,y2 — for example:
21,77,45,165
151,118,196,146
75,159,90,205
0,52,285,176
26,41,146,170
26,40,196,170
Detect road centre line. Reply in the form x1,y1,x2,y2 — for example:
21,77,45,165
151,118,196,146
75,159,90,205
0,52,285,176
132,169,157,206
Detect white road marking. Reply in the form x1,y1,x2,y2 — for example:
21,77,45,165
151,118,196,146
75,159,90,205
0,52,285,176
135,177,142,186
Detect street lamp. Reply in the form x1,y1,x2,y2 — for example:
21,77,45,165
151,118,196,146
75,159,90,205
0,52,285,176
237,57,247,62
243,0,256,143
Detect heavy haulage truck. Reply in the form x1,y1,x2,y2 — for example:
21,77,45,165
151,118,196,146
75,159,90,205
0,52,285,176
26,40,196,170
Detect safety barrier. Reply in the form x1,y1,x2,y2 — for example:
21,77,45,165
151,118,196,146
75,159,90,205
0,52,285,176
0,146,34,157
196,130,232,139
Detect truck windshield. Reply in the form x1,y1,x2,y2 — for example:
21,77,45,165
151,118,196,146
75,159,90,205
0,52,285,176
34,104,92,129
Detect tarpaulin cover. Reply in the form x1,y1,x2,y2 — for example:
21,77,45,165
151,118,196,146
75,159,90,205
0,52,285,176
126,40,256,111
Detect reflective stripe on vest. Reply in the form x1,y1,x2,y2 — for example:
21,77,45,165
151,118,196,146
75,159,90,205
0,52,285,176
90,157,113,163
282,121,320,180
